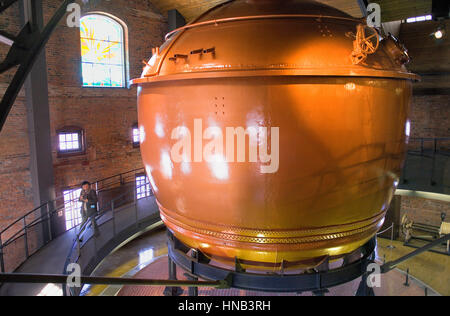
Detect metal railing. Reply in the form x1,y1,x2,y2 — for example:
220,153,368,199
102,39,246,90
402,137,450,191
407,137,450,157
63,182,158,296
0,168,145,274
0,138,448,291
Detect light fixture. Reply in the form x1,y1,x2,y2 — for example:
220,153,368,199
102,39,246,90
434,29,444,39
431,26,446,39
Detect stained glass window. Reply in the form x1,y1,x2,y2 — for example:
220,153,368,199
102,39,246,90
80,14,126,87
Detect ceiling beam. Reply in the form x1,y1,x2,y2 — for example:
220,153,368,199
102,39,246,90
369,0,432,22
357,0,368,17
0,0,19,14
0,30,15,46
151,0,365,22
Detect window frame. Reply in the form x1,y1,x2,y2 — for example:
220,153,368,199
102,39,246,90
405,15,433,23
135,173,153,200
132,123,140,148
62,187,83,231
79,12,129,89
56,126,86,157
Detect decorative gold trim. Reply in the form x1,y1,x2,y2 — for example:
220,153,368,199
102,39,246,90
159,204,385,245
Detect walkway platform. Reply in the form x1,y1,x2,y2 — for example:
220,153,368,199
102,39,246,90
0,197,159,296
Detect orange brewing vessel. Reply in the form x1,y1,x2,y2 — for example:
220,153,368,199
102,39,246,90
132,0,418,270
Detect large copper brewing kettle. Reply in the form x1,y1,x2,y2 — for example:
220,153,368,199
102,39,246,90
132,0,418,271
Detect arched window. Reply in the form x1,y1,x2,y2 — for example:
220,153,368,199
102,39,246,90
80,14,126,87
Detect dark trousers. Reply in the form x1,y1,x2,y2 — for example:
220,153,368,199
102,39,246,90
79,206,99,236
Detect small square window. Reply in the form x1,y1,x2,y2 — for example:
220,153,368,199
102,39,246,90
132,125,140,147
135,175,152,200
59,132,81,152
406,15,432,23
57,128,84,155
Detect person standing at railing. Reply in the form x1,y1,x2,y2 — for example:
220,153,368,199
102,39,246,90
78,181,99,241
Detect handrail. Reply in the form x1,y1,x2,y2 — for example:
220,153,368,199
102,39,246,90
410,137,450,140
87,167,144,187
1,181,150,272
2,139,446,238
54,167,144,202
0,202,49,236
381,234,450,273
0,167,144,236
407,137,450,154
1,204,65,248
74,182,152,242
0,272,227,289
64,181,155,296
402,137,450,190
0,167,146,274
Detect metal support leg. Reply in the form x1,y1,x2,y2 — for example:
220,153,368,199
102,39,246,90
401,153,409,184
185,273,199,297
356,272,375,296
312,289,329,296
356,250,376,297
23,218,29,259
46,202,53,242
387,223,396,249
0,234,5,273
430,154,437,186
186,250,199,296
403,268,410,287
163,256,183,296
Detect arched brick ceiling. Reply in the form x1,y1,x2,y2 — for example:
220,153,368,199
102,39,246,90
149,0,433,23
149,0,363,22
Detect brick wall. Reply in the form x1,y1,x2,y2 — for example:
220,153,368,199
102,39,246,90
0,0,167,235
409,94,450,139
0,1,448,270
401,195,449,227
44,0,167,196
0,2,34,231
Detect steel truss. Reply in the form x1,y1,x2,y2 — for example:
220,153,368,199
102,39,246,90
0,0,76,132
